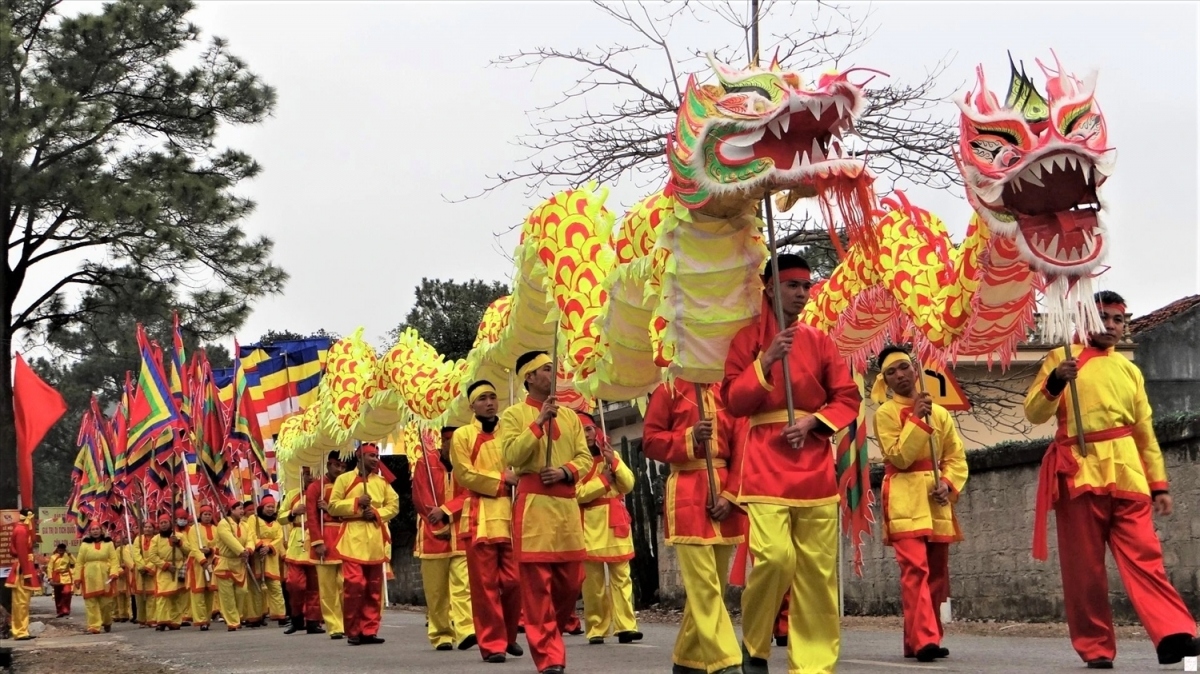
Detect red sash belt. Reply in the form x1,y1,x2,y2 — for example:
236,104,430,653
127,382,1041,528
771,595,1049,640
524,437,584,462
582,497,631,538
884,459,934,476
517,474,575,499
1032,425,1134,561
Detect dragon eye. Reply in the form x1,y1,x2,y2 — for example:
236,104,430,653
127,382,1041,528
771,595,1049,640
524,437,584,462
724,84,772,100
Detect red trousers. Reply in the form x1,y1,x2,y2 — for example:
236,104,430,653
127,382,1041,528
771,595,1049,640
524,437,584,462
1055,487,1196,661
285,562,322,623
520,561,583,672
892,538,949,656
557,564,583,633
342,561,384,638
466,541,521,658
52,585,72,616
774,591,790,638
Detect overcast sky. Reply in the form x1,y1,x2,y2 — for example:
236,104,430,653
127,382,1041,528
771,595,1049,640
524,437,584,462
55,1,1200,350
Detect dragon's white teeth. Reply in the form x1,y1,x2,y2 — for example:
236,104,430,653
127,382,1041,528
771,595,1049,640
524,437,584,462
779,114,790,135
1053,155,1067,171
789,96,804,113
800,149,812,168
793,150,803,169
1012,178,1023,192
1066,246,1081,262
1082,168,1092,185
726,127,765,148
811,139,825,163
1065,155,1078,170
977,181,1003,202
1027,163,1043,180
766,119,783,140
834,98,846,118
1048,233,1060,254
807,100,825,120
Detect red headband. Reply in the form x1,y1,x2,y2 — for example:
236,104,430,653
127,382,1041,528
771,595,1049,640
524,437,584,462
1098,302,1126,315
774,267,811,283
577,412,596,428
358,443,380,456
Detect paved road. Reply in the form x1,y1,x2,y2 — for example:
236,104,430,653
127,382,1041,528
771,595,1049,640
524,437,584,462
8,595,1189,673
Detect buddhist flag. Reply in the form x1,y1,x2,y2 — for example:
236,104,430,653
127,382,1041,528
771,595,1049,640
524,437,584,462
127,324,179,466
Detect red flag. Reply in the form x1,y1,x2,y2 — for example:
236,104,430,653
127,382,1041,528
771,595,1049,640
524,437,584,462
14,353,68,508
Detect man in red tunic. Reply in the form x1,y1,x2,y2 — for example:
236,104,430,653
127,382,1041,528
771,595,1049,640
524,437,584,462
721,254,861,674
6,509,41,640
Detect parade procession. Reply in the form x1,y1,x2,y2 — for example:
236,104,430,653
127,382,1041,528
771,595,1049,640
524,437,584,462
1,1,1198,674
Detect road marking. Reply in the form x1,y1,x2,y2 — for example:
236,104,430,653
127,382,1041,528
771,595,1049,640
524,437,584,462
842,659,947,670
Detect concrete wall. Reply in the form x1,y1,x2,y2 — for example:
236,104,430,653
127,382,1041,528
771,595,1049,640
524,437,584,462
1136,306,1200,416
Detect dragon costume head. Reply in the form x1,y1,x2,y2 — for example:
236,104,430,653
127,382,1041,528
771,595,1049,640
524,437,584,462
956,52,1115,276
667,54,877,246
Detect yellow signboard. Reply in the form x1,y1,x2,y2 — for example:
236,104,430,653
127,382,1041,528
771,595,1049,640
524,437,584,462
921,363,971,412
37,507,79,555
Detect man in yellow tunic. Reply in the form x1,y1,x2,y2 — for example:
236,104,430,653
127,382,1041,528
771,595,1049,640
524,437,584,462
251,494,287,624
112,528,134,622
76,521,120,634
453,380,524,663
214,500,256,630
500,350,594,674
48,543,75,618
1026,291,1200,669
872,345,968,662
150,511,190,630
307,451,348,639
328,443,400,646
282,477,325,635
131,519,159,627
184,504,220,631
5,509,40,640
241,498,269,628
573,411,640,645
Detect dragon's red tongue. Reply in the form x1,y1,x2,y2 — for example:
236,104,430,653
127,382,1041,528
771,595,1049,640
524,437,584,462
1017,209,1099,239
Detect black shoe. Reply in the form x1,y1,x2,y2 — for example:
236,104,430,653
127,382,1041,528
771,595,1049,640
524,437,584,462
360,634,385,645
565,626,584,636
181,621,192,627
916,644,940,663
306,624,325,635
616,630,642,644
775,634,788,647
506,642,523,657
1157,633,1200,664
277,619,290,627
156,625,166,632
330,632,345,640
458,634,478,650
936,646,950,658
1086,658,1114,670
540,667,565,674
589,636,604,645
485,653,507,664
103,625,111,633
714,667,742,674
347,636,361,646
517,625,525,634
742,642,769,674
199,625,209,631
672,666,706,674
436,643,453,651
284,622,302,635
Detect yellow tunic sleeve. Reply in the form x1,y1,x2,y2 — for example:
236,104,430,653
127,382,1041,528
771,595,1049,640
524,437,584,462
453,427,505,498
935,405,968,500
1129,363,1168,490
327,472,358,518
500,404,543,473
575,462,608,504
376,479,400,523
106,542,120,578
1024,348,1067,426
874,400,934,470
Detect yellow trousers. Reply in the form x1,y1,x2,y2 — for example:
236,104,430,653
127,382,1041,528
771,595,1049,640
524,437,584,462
154,591,187,627
190,589,216,625
9,583,31,638
582,560,638,639
84,595,115,632
134,594,149,625
246,573,266,622
420,556,473,647
261,578,286,620
742,502,839,674
216,577,250,627
316,564,344,635
143,594,160,626
114,591,132,620
673,544,741,672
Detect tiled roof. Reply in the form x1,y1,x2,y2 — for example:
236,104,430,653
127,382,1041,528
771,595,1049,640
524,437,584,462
1129,295,1200,335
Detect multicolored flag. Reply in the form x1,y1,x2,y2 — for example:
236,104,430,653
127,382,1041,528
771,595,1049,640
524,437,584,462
127,324,180,467
835,371,876,577
169,312,191,427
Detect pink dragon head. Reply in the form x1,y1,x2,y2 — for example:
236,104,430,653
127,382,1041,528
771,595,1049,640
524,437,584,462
956,52,1115,275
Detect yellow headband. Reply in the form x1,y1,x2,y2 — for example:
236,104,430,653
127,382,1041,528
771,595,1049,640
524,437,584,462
870,351,914,404
517,353,552,380
468,384,497,404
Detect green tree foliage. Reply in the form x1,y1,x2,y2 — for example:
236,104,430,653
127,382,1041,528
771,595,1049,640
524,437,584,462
0,0,284,509
387,279,509,361
254,328,340,347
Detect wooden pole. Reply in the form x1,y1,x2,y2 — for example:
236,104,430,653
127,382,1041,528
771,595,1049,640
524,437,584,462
1063,345,1088,458
909,356,941,482
692,383,720,510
